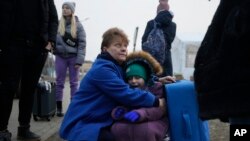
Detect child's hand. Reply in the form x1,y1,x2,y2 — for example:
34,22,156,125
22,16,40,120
114,107,126,119
124,111,140,122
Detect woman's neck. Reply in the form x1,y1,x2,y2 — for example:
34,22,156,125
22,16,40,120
64,16,72,25
64,16,72,22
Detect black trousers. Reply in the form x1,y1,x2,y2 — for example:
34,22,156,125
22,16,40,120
0,39,48,130
163,49,173,76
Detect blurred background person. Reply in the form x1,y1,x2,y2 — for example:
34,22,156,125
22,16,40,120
0,0,58,140
142,0,176,76
54,1,86,117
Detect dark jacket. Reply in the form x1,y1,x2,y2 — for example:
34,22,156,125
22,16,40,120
59,53,158,141
142,10,176,50
194,0,250,120
0,0,58,50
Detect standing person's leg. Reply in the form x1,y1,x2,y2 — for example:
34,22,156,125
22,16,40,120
68,56,79,99
164,49,173,76
55,55,67,117
17,47,47,140
0,42,23,140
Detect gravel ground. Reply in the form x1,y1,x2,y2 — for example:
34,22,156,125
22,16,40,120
46,119,230,141
209,119,230,141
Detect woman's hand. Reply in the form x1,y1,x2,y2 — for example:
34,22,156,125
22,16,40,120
114,107,127,119
158,76,176,84
45,42,53,51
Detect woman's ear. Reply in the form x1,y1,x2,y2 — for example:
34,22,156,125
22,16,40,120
102,47,107,52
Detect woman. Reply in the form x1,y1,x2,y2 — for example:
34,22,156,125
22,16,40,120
59,27,166,141
54,2,86,117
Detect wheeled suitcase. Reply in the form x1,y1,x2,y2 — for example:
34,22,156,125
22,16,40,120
165,80,210,141
33,80,56,121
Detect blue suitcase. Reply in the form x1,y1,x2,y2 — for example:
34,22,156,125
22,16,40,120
165,80,210,141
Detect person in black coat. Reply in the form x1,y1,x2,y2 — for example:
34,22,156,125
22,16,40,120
194,0,250,124
142,1,176,76
0,0,58,140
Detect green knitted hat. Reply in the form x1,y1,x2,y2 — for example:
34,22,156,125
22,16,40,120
126,64,147,81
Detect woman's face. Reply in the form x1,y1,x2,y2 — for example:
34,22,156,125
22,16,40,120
62,5,73,17
127,76,145,88
103,39,128,64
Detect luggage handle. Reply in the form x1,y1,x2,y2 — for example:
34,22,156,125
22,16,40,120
183,113,192,138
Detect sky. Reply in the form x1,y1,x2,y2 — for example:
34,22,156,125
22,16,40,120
54,0,220,61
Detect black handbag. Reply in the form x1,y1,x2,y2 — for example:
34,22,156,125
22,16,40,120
62,32,78,47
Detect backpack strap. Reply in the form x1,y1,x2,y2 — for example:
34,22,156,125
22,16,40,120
153,20,157,28
153,20,161,28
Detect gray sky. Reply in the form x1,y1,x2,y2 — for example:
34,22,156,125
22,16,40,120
54,0,219,61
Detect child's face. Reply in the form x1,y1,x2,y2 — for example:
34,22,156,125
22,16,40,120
127,76,145,88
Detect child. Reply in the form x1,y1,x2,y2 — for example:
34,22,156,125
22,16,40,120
111,51,170,141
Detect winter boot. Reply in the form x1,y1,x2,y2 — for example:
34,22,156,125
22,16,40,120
17,125,41,141
0,129,11,141
56,101,64,117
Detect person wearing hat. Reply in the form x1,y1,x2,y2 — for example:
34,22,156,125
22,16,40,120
142,0,176,77
111,51,172,141
125,63,148,88
54,1,86,117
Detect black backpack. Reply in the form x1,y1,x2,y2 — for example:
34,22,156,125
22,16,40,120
142,20,166,65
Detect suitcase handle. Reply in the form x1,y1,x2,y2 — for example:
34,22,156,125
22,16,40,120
183,113,192,138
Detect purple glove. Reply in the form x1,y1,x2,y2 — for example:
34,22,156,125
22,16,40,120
114,107,126,119
124,111,140,122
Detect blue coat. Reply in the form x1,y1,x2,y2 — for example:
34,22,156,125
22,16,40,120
59,53,157,141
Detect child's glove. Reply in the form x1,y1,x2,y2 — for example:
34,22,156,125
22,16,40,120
114,107,126,119
124,111,140,122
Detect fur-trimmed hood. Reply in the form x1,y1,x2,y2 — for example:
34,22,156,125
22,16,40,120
125,51,163,76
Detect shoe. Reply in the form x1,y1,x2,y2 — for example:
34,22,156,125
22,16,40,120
0,130,11,141
56,101,64,117
56,109,64,117
17,126,41,141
